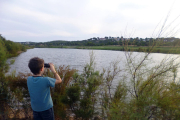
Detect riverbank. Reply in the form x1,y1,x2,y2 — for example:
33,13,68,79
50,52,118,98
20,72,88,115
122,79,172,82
57,45,180,54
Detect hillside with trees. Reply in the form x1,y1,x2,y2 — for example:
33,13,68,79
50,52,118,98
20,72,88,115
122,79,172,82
20,36,180,48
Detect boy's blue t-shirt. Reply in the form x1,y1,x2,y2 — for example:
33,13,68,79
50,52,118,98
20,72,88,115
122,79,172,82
27,76,56,112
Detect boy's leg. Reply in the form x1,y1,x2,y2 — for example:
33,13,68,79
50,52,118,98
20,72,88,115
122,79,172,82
33,110,43,120
40,107,55,120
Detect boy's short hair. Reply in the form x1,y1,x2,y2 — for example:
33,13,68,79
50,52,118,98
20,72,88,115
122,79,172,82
28,57,44,75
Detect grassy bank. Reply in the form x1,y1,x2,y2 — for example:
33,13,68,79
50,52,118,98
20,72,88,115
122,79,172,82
65,45,180,54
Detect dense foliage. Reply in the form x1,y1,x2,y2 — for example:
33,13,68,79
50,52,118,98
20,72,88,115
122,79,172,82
20,37,180,48
0,35,27,70
0,35,28,119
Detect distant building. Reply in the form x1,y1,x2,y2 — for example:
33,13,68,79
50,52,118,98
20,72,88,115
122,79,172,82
163,39,174,42
114,37,120,41
99,38,106,40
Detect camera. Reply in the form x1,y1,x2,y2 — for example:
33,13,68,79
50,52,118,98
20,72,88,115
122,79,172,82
44,63,50,68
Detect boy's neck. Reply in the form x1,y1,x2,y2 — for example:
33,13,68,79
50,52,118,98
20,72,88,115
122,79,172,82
33,73,42,76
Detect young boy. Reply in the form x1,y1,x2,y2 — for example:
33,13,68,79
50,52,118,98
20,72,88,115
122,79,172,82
27,57,62,120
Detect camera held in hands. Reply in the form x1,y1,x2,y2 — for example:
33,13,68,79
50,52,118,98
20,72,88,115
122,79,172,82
44,63,50,68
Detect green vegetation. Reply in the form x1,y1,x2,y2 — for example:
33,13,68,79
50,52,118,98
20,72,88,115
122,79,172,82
2,50,180,119
0,36,28,59
0,35,28,72
10,59,15,64
0,35,28,119
22,37,180,54
21,37,180,47
1,34,180,119
74,45,180,54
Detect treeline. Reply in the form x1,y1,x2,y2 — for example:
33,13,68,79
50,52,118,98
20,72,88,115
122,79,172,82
0,35,28,69
20,37,180,48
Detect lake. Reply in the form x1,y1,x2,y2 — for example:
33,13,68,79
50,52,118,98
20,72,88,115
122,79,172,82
8,48,126,74
7,48,180,84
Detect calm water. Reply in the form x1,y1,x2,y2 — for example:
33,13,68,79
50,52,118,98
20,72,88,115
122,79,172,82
7,48,180,84
8,48,125,74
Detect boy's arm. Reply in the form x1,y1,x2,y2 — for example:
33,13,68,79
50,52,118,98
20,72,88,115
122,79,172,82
49,63,62,84
53,71,62,84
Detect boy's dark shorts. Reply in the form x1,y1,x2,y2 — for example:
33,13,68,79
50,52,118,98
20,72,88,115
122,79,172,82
33,107,55,120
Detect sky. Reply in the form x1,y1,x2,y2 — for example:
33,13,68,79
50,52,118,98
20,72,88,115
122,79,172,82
0,0,180,42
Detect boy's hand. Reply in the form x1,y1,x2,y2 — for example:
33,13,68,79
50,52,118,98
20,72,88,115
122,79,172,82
49,63,56,74
49,63,62,84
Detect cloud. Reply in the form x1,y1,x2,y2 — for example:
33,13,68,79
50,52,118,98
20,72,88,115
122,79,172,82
118,3,145,10
0,0,180,42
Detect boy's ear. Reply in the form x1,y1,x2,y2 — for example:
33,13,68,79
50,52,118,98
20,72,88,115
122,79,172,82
40,67,44,71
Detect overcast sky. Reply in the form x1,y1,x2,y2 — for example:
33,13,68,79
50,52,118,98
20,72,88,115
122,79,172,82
1,0,180,42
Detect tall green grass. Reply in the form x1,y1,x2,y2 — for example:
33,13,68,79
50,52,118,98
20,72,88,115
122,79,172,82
74,45,180,54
